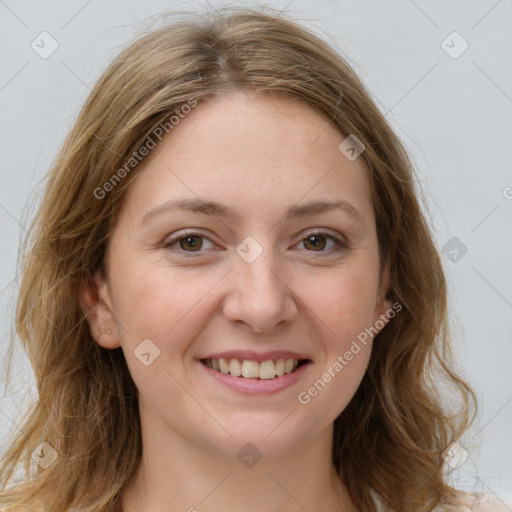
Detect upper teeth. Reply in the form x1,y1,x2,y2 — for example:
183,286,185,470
205,358,299,379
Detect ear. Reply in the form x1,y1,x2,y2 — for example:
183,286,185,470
372,260,393,330
79,269,121,349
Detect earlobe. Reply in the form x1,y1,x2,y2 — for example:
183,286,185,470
79,270,121,349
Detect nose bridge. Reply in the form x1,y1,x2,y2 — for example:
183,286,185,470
223,234,297,332
236,234,284,299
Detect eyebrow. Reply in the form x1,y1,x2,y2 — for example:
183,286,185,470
141,198,365,227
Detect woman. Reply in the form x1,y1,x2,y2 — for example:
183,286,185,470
0,6,508,512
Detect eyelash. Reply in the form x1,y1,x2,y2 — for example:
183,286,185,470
162,230,349,256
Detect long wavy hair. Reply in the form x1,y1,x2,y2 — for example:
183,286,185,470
0,6,477,512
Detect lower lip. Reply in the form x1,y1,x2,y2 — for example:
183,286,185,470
198,360,312,395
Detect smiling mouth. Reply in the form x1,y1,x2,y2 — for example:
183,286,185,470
200,358,310,380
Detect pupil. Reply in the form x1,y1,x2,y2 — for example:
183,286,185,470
306,235,325,251
181,236,201,251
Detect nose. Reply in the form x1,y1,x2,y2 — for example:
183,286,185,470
222,247,298,334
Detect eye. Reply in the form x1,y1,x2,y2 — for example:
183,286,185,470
296,231,348,253
163,230,349,256
163,232,215,253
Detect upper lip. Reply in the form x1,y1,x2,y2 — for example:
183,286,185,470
199,350,311,363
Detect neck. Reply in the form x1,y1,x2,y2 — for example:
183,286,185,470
120,406,358,512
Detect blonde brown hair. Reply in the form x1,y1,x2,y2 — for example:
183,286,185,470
0,6,477,511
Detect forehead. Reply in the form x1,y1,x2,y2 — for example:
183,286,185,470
120,90,373,226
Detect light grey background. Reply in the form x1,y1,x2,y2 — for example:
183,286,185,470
1,0,511,503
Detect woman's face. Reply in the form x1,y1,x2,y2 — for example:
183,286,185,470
87,90,390,457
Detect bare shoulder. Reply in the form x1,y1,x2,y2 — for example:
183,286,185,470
472,493,512,512
447,492,512,512
371,490,512,512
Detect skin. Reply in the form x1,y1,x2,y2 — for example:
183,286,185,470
81,90,391,512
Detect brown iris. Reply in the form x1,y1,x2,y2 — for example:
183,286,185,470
177,234,329,252
179,236,203,251
303,234,327,251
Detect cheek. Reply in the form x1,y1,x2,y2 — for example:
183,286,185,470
109,265,218,403
295,259,378,409
297,272,375,414
318,343,372,418
110,260,221,355
304,264,380,343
